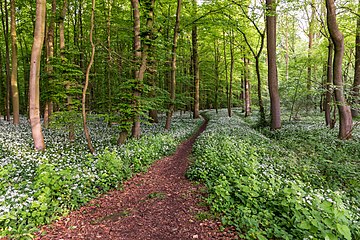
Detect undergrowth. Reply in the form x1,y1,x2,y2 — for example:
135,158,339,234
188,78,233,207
0,113,202,238
187,109,359,240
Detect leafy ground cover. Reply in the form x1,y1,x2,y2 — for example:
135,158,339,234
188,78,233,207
0,113,201,238
187,109,360,240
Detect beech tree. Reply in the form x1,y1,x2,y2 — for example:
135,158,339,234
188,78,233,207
326,0,353,140
82,0,95,154
29,0,46,151
266,0,281,130
10,0,19,125
165,0,182,130
352,0,360,117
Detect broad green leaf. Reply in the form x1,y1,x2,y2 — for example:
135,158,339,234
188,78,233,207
299,221,311,230
336,224,351,240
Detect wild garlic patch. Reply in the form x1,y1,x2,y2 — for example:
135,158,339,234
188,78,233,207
0,113,200,238
187,109,359,240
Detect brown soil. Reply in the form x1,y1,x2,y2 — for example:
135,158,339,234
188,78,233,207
35,120,238,240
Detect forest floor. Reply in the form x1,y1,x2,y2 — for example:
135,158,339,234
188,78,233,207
34,120,238,240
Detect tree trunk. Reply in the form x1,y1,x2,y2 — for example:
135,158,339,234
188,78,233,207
326,0,353,139
244,57,251,117
44,0,56,128
352,0,360,117
325,41,334,127
82,0,95,154
214,40,220,114
29,0,46,151
192,14,200,119
306,0,315,110
228,31,234,118
1,0,11,121
10,0,19,125
266,0,281,130
165,0,182,130
131,0,155,138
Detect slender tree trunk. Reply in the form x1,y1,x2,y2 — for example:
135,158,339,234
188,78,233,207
106,0,112,117
306,0,315,110
192,8,200,119
44,0,56,128
325,41,334,127
228,31,234,117
1,0,11,121
285,14,289,82
352,0,360,117
222,31,230,117
29,0,46,151
131,0,155,138
82,0,95,154
326,0,353,139
266,0,281,130
165,0,182,130
214,40,220,114
10,0,19,125
0,51,3,118
244,57,251,117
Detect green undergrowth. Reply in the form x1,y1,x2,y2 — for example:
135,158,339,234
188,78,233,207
187,109,359,240
0,113,202,238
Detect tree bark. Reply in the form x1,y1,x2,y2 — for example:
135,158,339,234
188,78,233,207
244,57,251,117
266,0,281,130
29,0,46,151
165,0,182,130
326,0,353,139
131,0,155,138
306,0,315,109
44,0,56,128
1,0,11,121
352,0,360,117
10,0,19,125
228,31,234,118
214,40,220,114
82,0,95,154
192,13,200,119
325,41,334,127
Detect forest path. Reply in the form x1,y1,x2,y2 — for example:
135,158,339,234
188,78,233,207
36,119,238,240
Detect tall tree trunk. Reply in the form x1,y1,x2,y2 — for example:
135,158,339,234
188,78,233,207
352,0,360,117
29,0,46,151
0,51,3,119
192,5,200,119
266,0,281,130
10,0,19,125
165,0,182,130
1,0,11,121
285,14,289,82
82,0,95,154
228,31,234,117
130,0,141,138
306,0,315,110
244,57,251,117
223,31,229,117
326,0,353,139
325,40,334,127
44,0,56,128
106,0,112,117
214,40,220,114
131,0,155,138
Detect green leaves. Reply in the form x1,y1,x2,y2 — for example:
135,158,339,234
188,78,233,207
336,224,351,240
188,110,358,239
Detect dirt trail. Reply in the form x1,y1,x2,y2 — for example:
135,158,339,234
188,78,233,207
36,120,238,240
